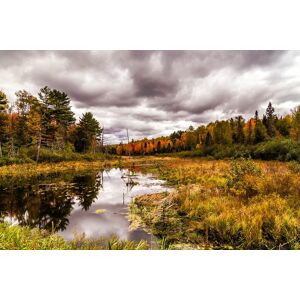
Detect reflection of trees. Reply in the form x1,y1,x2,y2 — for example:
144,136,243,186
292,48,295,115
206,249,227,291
37,187,74,231
0,170,103,232
71,171,103,211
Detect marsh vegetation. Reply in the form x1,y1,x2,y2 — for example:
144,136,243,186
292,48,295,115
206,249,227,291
130,157,300,249
0,156,299,250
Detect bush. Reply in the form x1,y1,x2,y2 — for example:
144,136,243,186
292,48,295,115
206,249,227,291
253,139,300,161
162,139,300,162
0,156,34,166
226,158,261,198
228,158,261,184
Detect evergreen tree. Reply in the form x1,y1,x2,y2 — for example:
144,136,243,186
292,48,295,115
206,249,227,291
15,90,38,148
254,110,267,144
265,102,276,137
204,131,213,146
246,118,255,144
75,112,102,153
275,116,292,137
38,86,75,149
291,106,300,140
0,91,9,157
7,104,18,157
235,116,245,144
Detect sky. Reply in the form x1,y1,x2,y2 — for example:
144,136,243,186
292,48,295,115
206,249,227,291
1,50,300,144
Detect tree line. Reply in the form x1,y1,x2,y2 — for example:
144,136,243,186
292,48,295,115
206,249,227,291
111,102,300,160
0,87,103,162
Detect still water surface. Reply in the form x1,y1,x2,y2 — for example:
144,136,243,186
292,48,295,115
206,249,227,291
0,168,171,244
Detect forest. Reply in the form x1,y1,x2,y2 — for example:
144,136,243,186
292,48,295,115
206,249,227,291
1,87,300,164
112,102,300,161
0,88,103,164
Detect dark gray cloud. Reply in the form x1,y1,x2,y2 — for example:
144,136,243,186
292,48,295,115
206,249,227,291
0,50,299,143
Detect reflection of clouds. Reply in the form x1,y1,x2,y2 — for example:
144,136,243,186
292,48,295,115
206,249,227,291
95,168,172,205
3,216,19,226
61,205,129,240
60,168,172,241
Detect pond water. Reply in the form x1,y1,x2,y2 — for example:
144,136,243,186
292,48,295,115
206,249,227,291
0,168,171,245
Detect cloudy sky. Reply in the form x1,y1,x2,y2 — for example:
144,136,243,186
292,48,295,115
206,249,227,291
1,50,300,144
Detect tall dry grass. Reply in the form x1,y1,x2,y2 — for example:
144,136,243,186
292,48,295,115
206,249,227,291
131,158,300,249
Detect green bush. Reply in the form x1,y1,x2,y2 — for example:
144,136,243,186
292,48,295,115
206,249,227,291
159,139,300,162
226,158,262,198
0,156,34,166
253,139,300,161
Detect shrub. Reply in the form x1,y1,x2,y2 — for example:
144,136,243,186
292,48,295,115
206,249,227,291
226,158,261,198
253,139,300,161
0,156,34,166
288,161,300,173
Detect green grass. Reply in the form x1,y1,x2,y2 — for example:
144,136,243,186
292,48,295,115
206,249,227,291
0,223,149,250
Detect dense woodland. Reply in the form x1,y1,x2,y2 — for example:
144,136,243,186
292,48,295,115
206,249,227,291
0,88,102,163
112,102,300,161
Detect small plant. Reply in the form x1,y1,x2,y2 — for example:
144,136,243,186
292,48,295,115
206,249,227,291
288,161,300,173
226,158,261,198
228,158,261,183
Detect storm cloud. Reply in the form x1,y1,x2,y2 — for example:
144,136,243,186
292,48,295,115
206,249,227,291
0,50,300,144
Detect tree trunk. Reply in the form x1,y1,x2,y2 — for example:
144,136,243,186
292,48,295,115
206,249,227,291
0,141,2,158
36,130,42,163
126,128,130,157
10,137,15,158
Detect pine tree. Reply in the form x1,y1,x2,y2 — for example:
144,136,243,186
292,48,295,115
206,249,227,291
74,112,102,153
235,116,245,144
204,131,213,146
0,91,9,157
38,86,75,149
254,110,267,144
15,90,38,148
275,116,292,137
265,102,276,137
291,106,300,140
246,118,255,144
6,104,18,157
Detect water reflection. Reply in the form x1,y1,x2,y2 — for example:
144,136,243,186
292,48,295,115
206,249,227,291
0,172,102,232
0,168,171,243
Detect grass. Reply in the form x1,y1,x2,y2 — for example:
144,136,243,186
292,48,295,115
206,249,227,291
0,223,148,250
130,157,300,249
0,155,163,180
0,160,120,180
